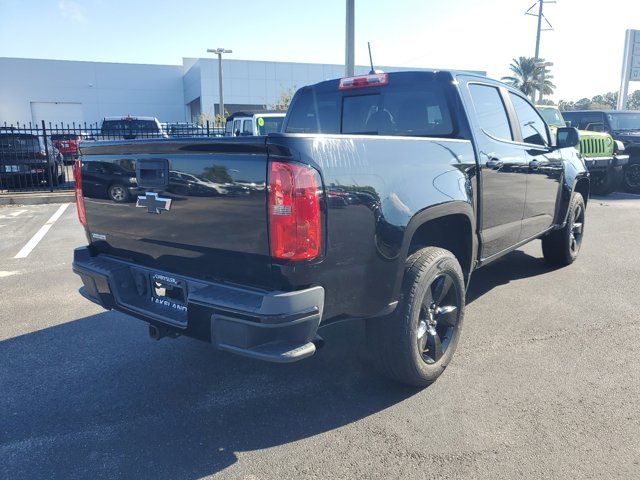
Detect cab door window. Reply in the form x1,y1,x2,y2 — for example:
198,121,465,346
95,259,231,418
509,93,549,146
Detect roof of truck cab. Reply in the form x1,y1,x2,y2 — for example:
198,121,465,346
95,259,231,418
303,70,507,92
103,116,158,121
226,110,286,120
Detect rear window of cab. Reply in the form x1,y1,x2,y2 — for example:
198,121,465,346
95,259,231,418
285,75,454,137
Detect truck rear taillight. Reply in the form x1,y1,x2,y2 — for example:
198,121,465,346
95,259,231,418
268,161,322,260
338,73,388,90
74,159,87,227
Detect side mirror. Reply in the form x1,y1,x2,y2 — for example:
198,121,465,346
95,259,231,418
565,120,572,127
234,129,241,137
556,127,580,149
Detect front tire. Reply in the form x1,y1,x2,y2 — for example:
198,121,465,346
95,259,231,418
542,192,585,265
589,170,616,195
108,183,131,203
367,247,465,387
622,162,640,193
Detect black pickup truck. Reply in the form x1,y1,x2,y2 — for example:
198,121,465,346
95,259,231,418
73,71,588,386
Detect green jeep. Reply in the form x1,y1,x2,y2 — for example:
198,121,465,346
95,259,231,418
537,105,629,195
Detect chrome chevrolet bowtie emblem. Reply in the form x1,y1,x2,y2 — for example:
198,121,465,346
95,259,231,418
136,192,172,214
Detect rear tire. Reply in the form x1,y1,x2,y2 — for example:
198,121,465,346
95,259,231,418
366,247,465,387
542,192,585,266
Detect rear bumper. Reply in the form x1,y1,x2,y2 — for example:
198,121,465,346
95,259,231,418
584,154,629,171
72,247,324,363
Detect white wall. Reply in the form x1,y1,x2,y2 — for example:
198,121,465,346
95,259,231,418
0,58,186,125
1,56,485,126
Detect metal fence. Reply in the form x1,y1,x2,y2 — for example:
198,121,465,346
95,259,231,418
0,120,225,193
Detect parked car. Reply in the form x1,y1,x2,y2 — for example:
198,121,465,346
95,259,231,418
72,71,587,387
562,110,640,192
0,131,65,188
51,132,90,164
224,111,286,136
100,116,167,140
80,160,137,203
537,105,628,194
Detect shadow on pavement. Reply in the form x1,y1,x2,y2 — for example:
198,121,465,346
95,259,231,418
466,249,559,304
1,249,559,478
0,312,415,479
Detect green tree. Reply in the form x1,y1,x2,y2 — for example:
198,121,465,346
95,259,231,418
627,90,640,109
502,56,555,100
270,86,296,111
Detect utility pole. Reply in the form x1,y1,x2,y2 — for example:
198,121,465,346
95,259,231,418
345,0,355,77
206,48,232,123
525,0,555,60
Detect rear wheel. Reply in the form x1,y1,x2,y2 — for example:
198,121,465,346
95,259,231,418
622,162,640,193
367,247,465,387
542,192,585,265
108,183,131,203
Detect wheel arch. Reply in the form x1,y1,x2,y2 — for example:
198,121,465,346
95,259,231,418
397,202,477,293
555,174,590,227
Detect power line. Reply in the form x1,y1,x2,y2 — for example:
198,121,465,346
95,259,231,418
525,0,555,60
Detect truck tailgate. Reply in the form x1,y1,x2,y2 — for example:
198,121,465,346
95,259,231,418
79,138,272,288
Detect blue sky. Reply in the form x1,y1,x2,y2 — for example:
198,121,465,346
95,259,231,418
0,0,637,100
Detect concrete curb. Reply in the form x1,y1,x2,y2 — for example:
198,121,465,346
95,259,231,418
0,191,75,206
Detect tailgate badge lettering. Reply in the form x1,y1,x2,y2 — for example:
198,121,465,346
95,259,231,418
136,192,172,214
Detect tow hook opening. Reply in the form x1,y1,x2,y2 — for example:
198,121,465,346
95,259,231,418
148,324,179,341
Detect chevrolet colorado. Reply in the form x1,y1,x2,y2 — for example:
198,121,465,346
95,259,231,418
73,71,588,386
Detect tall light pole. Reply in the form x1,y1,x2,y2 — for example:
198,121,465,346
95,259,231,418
535,61,553,103
207,48,232,123
345,0,355,77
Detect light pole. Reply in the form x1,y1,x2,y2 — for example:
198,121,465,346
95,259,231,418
535,61,553,103
345,0,354,77
206,48,232,124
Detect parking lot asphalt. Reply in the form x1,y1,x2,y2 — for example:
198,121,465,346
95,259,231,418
1,194,640,480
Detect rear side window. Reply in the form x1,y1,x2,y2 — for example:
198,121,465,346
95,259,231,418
509,93,549,146
285,80,454,137
285,88,340,134
256,116,284,135
101,120,159,133
468,84,513,141
242,119,253,135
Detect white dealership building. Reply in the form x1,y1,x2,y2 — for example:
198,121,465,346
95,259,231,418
0,56,483,126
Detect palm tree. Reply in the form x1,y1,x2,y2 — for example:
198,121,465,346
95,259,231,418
502,56,555,101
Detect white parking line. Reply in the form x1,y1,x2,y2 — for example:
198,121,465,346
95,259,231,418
14,203,70,259
9,210,27,217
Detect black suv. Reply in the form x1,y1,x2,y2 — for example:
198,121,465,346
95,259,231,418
0,131,65,189
563,110,640,192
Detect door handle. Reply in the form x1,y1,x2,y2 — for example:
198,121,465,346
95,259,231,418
486,159,503,169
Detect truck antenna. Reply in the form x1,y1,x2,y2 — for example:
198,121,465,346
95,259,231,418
367,42,375,74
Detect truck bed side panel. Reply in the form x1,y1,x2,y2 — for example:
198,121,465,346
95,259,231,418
268,134,477,320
